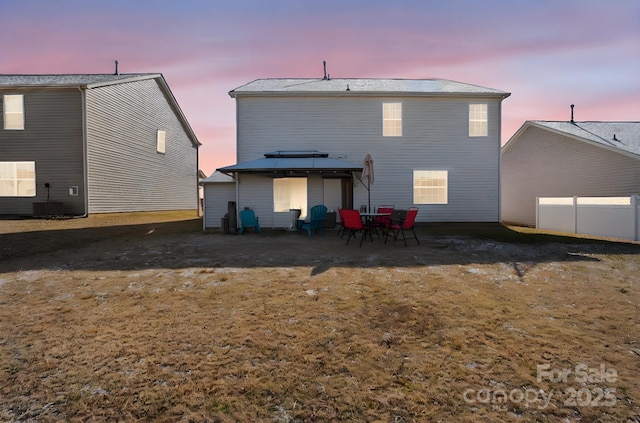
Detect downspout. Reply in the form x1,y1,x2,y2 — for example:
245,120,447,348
497,92,511,224
78,86,89,217
497,99,503,224
235,173,240,233
234,97,240,232
196,144,201,218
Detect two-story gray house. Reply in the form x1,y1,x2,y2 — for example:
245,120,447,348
203,76,509,229
0,73,200,217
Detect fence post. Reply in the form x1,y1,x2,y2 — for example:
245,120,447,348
535,197,539,228
573,196,578,235
633,195,639,242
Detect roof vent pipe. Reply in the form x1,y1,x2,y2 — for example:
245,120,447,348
114,60,119,75
322,60,327,80
570,104,575,124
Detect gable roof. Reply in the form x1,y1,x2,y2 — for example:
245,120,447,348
229,78,510,98
0,73,161,88
503,121,640,159
201,171,235,184
217,150,362,176
0,73,200,147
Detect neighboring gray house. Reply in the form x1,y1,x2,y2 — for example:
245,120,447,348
203,76,510,229
0,73,200,217
501,120,640,226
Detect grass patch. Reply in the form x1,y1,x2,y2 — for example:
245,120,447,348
1,213,639,421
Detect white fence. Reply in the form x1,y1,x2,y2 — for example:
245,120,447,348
536,196,640,241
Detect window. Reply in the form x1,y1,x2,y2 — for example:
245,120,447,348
469,103,487,137
156,130,166,153
383,102,402,137
273,178,307,217
3,95,24,130
0,161,36,197
413,170,448,204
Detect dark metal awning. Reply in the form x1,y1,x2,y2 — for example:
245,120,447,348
217,151,362,177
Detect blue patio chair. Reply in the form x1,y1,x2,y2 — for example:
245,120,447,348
238,209,261,234
298,204,328,238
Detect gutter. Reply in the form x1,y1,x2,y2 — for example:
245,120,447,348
78,86,89,217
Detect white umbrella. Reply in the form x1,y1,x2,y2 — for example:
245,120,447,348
362,153,374,212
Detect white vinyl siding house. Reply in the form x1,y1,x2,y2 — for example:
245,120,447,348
203,78,509,229
501,121,640,226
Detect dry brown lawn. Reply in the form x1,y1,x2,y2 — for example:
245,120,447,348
1,211,639,422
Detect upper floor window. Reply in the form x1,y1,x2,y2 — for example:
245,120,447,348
3,95,24,130
383,102,402,137
157,130,166,154
0,161,36,197
469,103,487,137
413,170,448,204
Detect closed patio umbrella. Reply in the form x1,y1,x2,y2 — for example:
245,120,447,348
362,153,374,212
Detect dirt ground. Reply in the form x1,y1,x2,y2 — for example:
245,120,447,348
1,211,639,422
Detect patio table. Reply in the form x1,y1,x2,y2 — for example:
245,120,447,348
359,212,391,224
360,212,392,237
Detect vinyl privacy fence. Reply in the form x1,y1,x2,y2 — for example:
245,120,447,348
536,196,640,242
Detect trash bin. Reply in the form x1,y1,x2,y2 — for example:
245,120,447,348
227,201,237,233
324,211,336,229
221,215,229,234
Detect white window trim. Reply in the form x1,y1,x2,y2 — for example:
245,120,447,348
0,161,36,197
383,102,402,137
469,103,488,137
3,94,25,130
156,130,166,154
413,170,448,205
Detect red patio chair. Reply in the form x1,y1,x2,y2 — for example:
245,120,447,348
341,209,373,246
384,207,420,246
337,208,347,238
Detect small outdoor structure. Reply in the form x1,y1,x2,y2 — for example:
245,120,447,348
202,150,361,230
201,171,236,232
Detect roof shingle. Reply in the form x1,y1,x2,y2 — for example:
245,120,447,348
230,78,510,97
530,121,640,157
0,74,160,88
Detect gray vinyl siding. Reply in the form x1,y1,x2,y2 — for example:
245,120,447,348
203,182,235,229
85,78,198,213
0,89,85,215
237,174,275,227
501,126,640,226
236,95,503,222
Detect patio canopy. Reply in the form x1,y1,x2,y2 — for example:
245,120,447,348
217,151,362,177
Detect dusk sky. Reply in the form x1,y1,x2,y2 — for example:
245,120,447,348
2,0,638,175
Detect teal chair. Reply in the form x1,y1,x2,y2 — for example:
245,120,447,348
238,209,261,234
298,205,327,238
